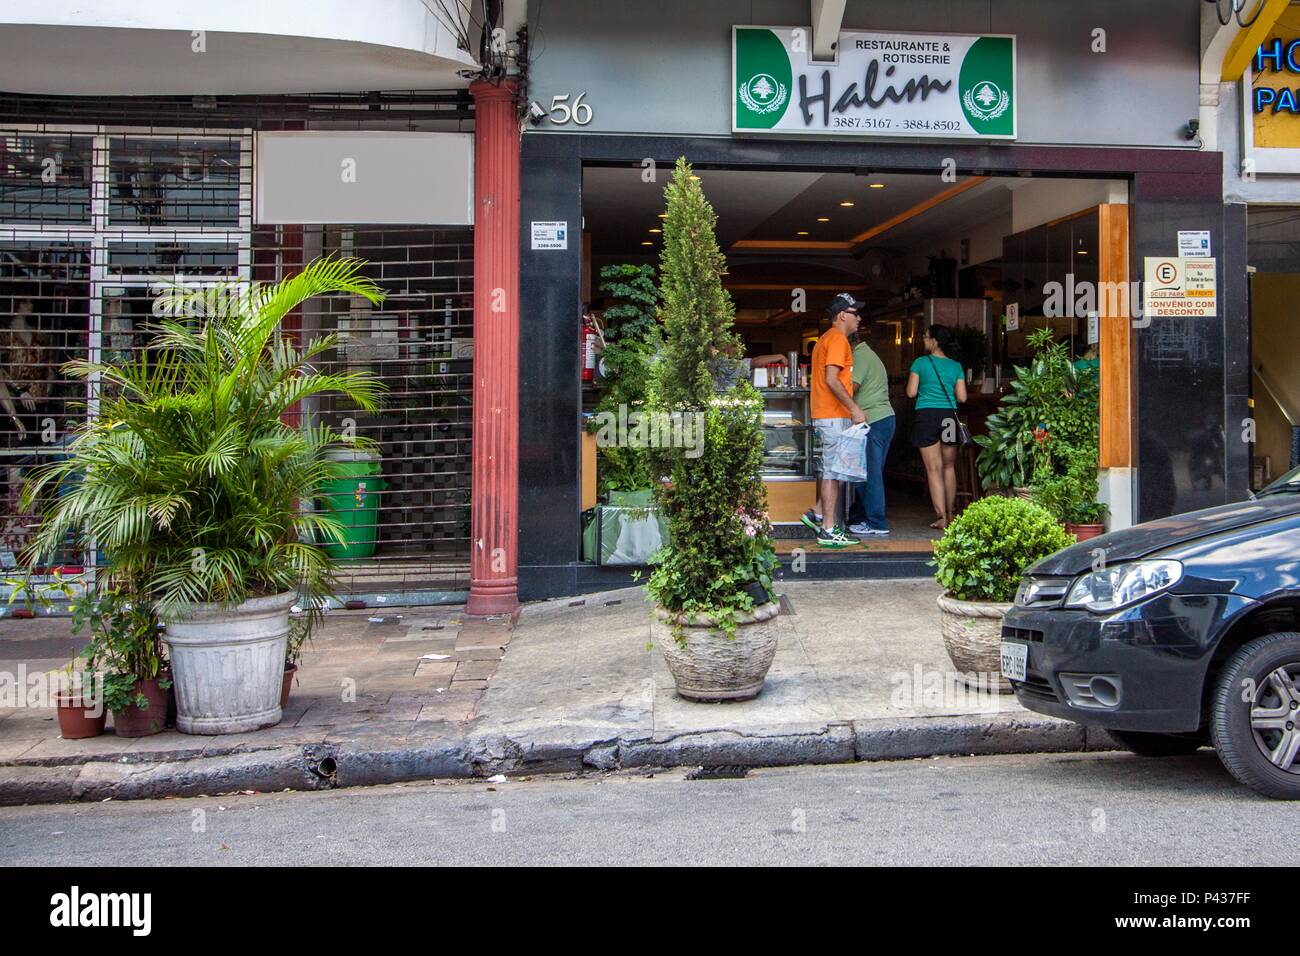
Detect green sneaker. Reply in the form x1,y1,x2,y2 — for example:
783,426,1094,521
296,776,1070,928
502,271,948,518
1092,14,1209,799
799,508,822,535
816,525,854,549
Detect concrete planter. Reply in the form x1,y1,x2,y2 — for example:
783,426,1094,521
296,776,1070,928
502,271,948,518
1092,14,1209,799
653,602,781,702
937,593,1014,694
162,591,296,734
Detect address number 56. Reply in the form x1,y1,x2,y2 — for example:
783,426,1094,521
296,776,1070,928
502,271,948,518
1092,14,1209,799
549,93,593,126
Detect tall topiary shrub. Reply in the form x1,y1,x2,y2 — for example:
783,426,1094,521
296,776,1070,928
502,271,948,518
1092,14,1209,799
645,159,776,633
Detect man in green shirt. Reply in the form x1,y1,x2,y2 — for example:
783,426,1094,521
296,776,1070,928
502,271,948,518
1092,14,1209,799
846,335,896,535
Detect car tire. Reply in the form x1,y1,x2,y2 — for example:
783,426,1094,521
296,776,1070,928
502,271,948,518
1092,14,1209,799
1210,631,1300,800
1105,729,1205,757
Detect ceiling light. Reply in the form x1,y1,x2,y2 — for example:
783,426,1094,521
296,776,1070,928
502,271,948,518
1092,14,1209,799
797,231,809,236
868,183,885,189
817,217,830,222
641,241,653,246
839,201,855,207
657,213,667,219
649,228,661,233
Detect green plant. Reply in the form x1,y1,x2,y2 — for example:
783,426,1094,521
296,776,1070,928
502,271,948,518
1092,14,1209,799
975,326,1098,489
589,264,660,493
932,496,1073,602
644,159,775,637
1031,442,1108,525
22,258,385,651
69,586,167,712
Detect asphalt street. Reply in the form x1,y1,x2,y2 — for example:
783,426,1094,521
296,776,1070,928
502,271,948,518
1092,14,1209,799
0,750,1285,866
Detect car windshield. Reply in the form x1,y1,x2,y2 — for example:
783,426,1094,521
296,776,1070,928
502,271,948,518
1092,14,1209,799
1256,464,1300,497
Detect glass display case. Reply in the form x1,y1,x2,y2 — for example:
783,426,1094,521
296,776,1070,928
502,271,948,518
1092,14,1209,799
759,387,813,480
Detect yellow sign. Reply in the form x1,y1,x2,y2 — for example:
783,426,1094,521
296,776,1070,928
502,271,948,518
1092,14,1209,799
1252,5,1300,148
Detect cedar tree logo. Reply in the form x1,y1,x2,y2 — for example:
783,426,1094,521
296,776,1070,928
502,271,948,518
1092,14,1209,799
739,72,787,114
961,79,1010,121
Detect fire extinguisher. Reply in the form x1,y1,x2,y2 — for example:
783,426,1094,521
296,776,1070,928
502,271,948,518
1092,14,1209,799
581,312,598,383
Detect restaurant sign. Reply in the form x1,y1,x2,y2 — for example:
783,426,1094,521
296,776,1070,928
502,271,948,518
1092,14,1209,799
733,27,1016,139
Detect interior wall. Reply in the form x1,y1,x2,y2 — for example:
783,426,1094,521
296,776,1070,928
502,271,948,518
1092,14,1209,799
1251,273,1300,482
1010,178,1127,234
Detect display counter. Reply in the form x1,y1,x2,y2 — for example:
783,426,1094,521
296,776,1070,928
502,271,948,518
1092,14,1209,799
759,386,816,522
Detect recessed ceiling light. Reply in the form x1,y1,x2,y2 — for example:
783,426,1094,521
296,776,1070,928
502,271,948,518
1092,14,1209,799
641,241,653,247
839,200,855,207
797,231,809,236
648,228,661,233
817,217,830,222
868,183,885,189
658,213,667,219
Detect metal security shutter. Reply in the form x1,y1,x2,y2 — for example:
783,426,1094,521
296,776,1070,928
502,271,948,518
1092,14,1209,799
0,127,251,579
254,225,473,602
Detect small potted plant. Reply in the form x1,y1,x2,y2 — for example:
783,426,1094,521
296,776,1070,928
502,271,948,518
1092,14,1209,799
932,496,1073,692
1031,443,1108,540
52,653,107,740
644,159,782,701
70,586,170,737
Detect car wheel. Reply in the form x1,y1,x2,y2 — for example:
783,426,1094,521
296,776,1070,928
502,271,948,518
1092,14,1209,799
1105,729,1205,757
1210,631,1300,800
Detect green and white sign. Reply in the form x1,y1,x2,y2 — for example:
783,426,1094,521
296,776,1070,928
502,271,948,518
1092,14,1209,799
733,26,1016,139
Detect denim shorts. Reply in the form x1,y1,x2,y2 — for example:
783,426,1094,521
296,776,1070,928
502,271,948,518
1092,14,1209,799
813,417,858,482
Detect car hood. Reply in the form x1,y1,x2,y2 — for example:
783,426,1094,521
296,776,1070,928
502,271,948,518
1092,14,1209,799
1028,493,1300,576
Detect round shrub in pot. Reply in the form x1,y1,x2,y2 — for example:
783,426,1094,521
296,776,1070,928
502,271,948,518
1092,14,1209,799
932,496,1072,692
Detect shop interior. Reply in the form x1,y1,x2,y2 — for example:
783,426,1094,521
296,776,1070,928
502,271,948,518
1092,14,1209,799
579,164,1124,560
1247,205,1300,490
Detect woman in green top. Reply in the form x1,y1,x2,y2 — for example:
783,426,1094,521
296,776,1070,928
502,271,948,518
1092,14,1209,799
906,325,967,529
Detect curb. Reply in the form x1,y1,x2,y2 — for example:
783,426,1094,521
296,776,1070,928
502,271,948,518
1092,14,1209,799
0,713,1117,806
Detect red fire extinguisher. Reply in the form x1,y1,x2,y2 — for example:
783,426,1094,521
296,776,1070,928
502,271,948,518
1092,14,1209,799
581,312,598,383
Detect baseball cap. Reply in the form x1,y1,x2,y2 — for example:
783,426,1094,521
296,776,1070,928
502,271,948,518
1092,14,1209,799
826,292,866,318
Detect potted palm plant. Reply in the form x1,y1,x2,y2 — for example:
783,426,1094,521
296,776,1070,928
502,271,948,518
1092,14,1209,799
932,495,1072,692
24,258,384,734
645,159,781,702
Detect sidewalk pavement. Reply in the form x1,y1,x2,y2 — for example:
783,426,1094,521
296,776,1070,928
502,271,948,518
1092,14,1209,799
0,579,1116,804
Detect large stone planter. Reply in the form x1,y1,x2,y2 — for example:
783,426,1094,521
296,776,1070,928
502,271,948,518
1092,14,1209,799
937,593,1014,694
653,602,781,701
162,591,295,734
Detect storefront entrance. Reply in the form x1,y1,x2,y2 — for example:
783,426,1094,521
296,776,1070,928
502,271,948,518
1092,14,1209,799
580,165,1123,553
517,133,1238,601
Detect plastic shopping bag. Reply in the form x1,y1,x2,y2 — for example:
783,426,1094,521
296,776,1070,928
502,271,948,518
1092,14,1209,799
825,422,870,481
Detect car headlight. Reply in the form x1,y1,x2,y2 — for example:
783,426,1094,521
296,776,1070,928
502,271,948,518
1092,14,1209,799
1064,560,1183,613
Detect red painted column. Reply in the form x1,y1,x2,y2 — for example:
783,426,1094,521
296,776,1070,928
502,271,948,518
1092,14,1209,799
465,78,521,616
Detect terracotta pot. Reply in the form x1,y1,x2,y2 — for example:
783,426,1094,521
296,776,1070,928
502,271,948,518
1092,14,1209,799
653,601,782,702
1066,522,1105,541
280,663,298,709
55,694,106,739
111,677,169,738
937,593,1014,694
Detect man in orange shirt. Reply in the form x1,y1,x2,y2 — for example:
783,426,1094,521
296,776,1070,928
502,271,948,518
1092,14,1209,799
804,293,866,548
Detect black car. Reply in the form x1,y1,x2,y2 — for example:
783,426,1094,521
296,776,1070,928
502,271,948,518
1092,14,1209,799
1002,464,1300,799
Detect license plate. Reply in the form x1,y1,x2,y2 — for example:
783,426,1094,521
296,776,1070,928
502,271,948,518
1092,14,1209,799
1000,641,1028,682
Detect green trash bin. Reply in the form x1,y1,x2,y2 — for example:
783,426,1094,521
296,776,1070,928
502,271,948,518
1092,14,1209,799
318,449,387,560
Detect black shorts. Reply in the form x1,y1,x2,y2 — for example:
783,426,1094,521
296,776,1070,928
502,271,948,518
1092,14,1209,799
911,408,960,447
